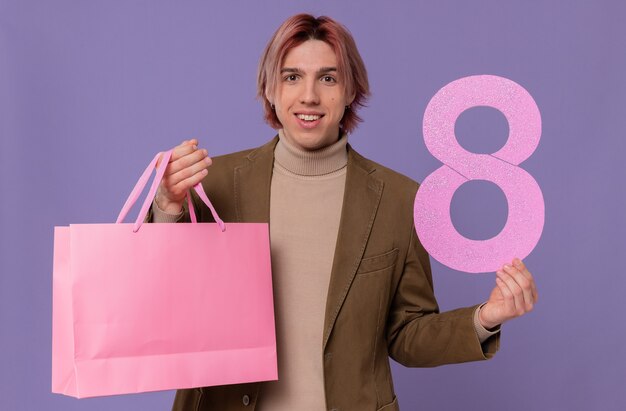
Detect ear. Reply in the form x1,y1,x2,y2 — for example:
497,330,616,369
265,87,274,105
346,90,356,106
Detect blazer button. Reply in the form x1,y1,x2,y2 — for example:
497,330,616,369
242,394,250,406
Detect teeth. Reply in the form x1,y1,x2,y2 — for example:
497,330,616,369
297,114,321,121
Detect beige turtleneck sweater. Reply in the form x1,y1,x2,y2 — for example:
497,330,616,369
257,131,348,410
151,132,498,410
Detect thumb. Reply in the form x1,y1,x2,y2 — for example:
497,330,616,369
155,151,168,169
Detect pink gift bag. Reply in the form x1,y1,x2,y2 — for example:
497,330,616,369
52,150,277,398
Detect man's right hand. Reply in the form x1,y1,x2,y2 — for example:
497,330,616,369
155,139,212,214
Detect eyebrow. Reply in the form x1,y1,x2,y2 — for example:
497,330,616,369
280,67,338,75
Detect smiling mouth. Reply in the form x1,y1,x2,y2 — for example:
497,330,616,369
296,113,323,122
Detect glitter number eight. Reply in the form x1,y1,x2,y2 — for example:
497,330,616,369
413,75,544,273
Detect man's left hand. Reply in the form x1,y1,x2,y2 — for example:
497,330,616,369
478,258,538,330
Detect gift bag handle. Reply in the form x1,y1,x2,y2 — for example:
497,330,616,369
116,149,225,233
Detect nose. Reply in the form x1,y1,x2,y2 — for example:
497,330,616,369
300,78,320,105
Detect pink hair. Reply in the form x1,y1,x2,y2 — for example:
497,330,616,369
257,14,370,134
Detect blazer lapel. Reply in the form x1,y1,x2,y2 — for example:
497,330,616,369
233,137,278,223
323,146,384,350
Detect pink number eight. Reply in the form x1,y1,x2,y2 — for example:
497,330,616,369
414,75,544,273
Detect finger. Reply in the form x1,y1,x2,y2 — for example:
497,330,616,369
167,168,209,197
504,263,533,300
513,258,539,303
169,144,205,169
166,154,212,187
179,139,197,147
502,264,534,312
172,137,203,161
512,258,539,304
174,140,193,151
167,149,212,177
496,269,526,316
155,152,165,169
512,258,532,281
495,275,516,316
170,143,201,163
157,140,200,168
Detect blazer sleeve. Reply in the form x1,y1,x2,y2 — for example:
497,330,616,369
385,225,499,367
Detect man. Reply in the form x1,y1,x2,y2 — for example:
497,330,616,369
151,14,537,411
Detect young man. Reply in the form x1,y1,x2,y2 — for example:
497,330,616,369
151,14,537,411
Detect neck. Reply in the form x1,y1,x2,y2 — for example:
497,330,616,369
275,130,348,176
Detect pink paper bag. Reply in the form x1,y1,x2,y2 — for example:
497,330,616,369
52,150,277,398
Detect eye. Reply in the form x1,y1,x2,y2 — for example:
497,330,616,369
284,74,299,82
321,75,337,83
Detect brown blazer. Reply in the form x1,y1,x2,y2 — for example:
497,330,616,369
169,137,499,411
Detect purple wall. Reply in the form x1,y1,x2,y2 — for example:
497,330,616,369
1,1,625,410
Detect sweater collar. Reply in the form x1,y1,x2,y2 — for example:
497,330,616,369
275,129,348,176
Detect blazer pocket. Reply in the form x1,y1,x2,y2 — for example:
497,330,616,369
356,248,399,275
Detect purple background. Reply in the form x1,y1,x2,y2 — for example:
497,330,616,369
1,1,625,410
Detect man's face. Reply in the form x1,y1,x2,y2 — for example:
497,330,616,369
270,40,352,151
